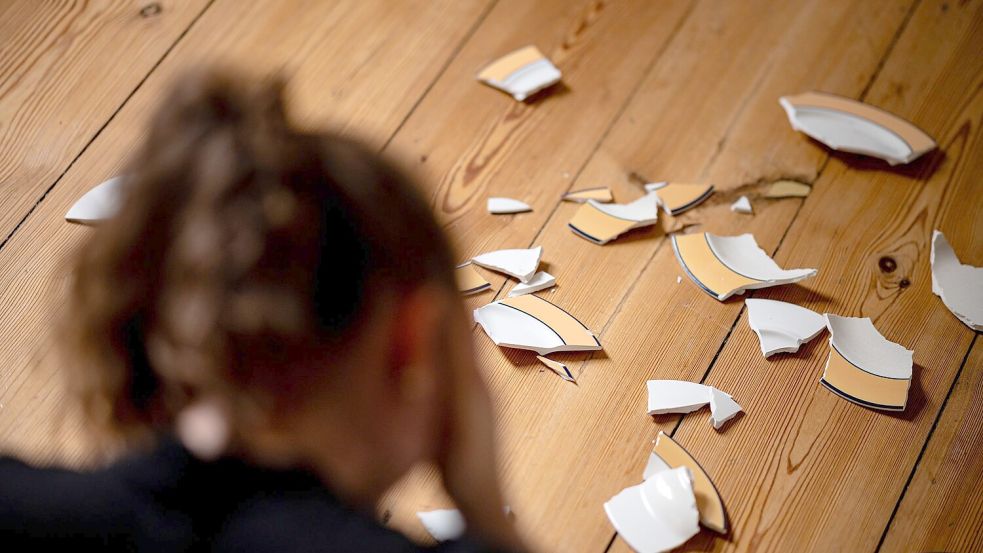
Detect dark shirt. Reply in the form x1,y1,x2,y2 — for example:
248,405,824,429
0,439,499,552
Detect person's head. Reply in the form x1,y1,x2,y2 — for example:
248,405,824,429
63,69,475,505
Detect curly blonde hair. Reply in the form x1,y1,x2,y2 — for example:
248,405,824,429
62,69,455,447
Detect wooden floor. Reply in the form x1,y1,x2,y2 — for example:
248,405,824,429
1,1,980,551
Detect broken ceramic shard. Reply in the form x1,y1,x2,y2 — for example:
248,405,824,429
604,466,700,553
508,271,555,297
646,380,743,430
537,355,575,383
649,431,727,533
708,388,742,430
472,246,542,283
779,91,936,165
473,294,600,355
646,380,711,415
65,176,124,224
745,298,826,357
455,262,491,296
730,195,753,214
477,45,561,101
568,192,659,245
562,187,613,203
644,182,714,215
821,314,913,411
931,230,983,331
672,232,817,301
417,509,466,542
765,180,810,198
487,197,532,214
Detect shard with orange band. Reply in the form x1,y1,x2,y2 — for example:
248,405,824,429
473,295,600,355
568,192,658,245
644,182,714,215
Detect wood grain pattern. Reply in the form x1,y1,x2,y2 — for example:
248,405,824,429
880,339,982,553
0,0,210,242
630,0,983,550
0,0,493,465
380,0,924,549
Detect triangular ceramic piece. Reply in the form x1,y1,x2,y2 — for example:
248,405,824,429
508,271,556,297
455,262,491,296
604,466,700,553
646,380,711,415
644,182,714,215
745,298,826,357
708,388,742,430
765,180,811,198
730,195,753,214
473,294,600,355
650,431,728,534
536,355,575,383
931,230,983,331
487,197,532,214
417,509,466,542
477,45,561,101
472,246,542,283
779,91,936,165
567,192,659,245
65,176,124,224
562,187,613,203
820,314,913,412
672,232,817,301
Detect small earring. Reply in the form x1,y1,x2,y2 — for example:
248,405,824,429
176,399,230,461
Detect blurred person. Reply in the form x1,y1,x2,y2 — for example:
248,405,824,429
0,69,524,553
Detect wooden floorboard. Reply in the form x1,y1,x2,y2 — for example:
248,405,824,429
879,337,982,553
615,0,983,550
0,0,493,464
0,0,980,551
379,0,932,550
0,0,211,244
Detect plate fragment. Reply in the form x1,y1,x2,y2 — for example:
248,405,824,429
488,197,532,214
474,294,600,355
472,246,542,283
604,466,700,553
820,314,913,411
779,91,936,165
730,195,753,214
508,271,556,297
644,182,714,215
568,192,659,245
649,431,728,533
477,45,561,101
455,262,491,296
417,509,466,542
672,232,817,301
745,298,826,357
537,355,575,383
563,187,613,203
646,380,743,431
931,230,983,331
65,176,124,224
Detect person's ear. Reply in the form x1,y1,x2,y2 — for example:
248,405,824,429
387,284,448,404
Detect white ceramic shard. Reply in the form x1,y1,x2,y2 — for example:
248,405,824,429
487,197,532,214
604,466,700,553
568,192,659,245
455,262,491,295
508,271,556,297
821,314,913,411
417,509,466,542
745,298,826,357
472,246,542,283
730,196,753,214
779,91,936,165
644,182,715,215
642,452,672,480
477,46,561,101
537,355,575,383
708,388,742,430
563,187,613,203
65,176,124,224
474,294,601,355
646,380,711,415
931,230,983,331
672,232,817,301
649,432,728,533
